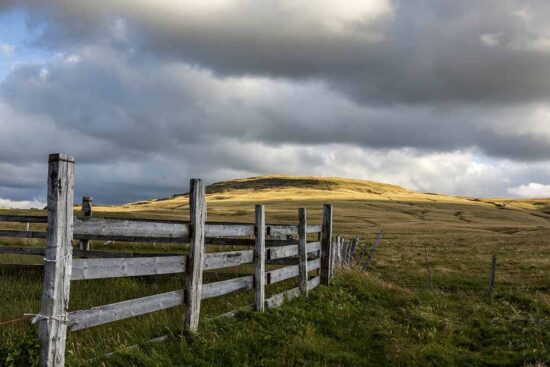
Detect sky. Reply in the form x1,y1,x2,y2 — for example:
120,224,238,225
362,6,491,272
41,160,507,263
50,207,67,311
1,1,550,207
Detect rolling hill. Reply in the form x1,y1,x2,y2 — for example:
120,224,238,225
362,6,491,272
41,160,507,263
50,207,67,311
2,175,549,365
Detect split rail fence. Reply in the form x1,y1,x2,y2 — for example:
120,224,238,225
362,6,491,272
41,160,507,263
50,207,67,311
0,154,337,367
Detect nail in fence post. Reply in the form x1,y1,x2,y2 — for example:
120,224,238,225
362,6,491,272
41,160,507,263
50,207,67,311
320,204,333,285
184,179,206,333
38,154,75,367
79,196,92,251
298,208,308,296
254,205,266,311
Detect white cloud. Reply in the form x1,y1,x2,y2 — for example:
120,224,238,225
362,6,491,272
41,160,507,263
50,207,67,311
0,43,15,55
0,197,45,209
507,183,550,198
480,33,502,47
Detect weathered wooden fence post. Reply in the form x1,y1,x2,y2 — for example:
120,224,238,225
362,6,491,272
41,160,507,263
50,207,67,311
424,246,433,288
184,179,206,333
79,196,92,251
320,204,333,285
298,208,308,296
487,255,496,299
254,205,266,311
38,154,75,367
335,235,342,269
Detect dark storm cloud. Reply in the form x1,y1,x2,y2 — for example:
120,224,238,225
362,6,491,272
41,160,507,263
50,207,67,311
1,0,550,204
9,0,550,105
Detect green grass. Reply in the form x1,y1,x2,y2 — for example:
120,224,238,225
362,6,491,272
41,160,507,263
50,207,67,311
68,271,550,366
1,175,550,365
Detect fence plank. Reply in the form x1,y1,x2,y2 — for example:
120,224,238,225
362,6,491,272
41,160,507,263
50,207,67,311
184,179,206,333
267,245,298,260
204,250,254,270
298,208,308,296
265,276,321,309
38,153,75,367
267,264,298,284
265,286,301,309
73,218,189,243
205,223,254,237
306,241,321,253
267,259,319,285
267,243,319,260
79,197,92,251
321,204,333,285
71,256,187,280
69,290,184,331
205,238,298,247
0,215,47,223
308,276,321,290
266,224,321,237
0,230,46,239
308,258,321,271
202,276,254,300
255,205,266,312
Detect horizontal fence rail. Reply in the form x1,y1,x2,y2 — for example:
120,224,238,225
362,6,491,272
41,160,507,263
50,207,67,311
265,276,321,309
0,154,335,367
69,290,184,331
202,276,254,300
71,256,187,280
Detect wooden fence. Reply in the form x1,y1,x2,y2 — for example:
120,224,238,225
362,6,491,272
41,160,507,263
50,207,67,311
0,154,336,367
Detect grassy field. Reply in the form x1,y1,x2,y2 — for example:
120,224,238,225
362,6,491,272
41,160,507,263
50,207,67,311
1,175,549,366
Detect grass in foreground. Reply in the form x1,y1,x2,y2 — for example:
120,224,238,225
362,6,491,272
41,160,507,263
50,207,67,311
3,270,548,366
75,270,550,366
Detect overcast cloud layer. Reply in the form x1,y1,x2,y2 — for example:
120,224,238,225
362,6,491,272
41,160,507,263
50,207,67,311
1,0,550,206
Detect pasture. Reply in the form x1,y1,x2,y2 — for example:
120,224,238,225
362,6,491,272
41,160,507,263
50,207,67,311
1,176,549,366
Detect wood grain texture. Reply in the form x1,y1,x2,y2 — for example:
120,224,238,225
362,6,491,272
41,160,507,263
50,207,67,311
184,179,206,333
320,204,333,285
298,208,308,296
69,290,184,331
204,250,254,270
267,244,298,260
71,256,187,280
254,205,266,312
267,259,319,285
201,276,254,300
73,218,189,243
38,154,74,367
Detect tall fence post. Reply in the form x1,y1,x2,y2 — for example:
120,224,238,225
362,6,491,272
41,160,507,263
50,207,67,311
298,208,308,296
335,235,342,269
254,205,266,311
184,179,206,333
79,196,92,251
488,255,497,299
38,154,75,367
320,204,333,285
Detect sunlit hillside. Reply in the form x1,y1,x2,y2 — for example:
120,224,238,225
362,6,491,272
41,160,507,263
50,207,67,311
95,174,516,213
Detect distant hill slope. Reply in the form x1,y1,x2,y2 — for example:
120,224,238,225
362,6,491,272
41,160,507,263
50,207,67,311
105,175,488,211
92,175,550,224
